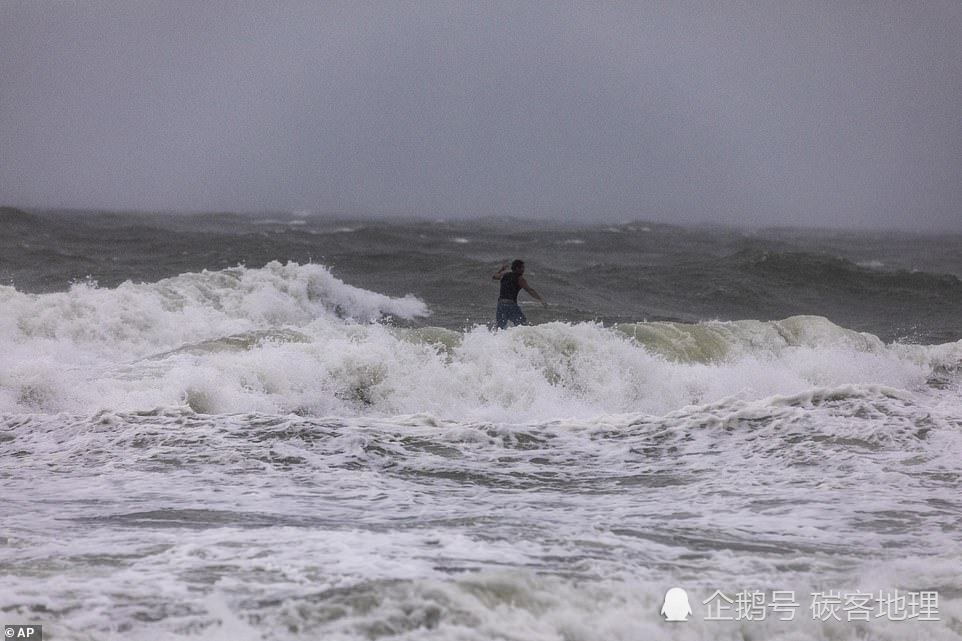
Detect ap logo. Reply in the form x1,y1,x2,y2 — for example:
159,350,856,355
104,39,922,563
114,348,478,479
3,626,41,640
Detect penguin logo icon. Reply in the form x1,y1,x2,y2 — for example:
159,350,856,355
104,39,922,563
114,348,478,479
661,587,692,622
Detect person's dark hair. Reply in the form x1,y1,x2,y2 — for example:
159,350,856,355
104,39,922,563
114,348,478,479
511,259,525,272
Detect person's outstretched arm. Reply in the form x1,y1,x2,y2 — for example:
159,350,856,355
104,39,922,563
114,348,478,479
491,263,510,280
519,276,547,307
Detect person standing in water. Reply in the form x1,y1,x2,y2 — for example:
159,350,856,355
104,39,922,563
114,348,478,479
491,259,547,329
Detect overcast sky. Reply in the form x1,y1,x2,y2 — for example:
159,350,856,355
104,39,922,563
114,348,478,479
1,1,960,228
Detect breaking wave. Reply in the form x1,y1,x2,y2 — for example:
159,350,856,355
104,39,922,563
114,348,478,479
1,262,959,419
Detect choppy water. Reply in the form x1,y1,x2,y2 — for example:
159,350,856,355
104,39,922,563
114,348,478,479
1,208,961,640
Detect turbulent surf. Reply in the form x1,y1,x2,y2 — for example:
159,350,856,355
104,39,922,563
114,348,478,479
1,210,961,640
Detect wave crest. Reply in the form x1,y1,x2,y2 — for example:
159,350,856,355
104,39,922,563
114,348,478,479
1,265,959,418
1,261,428,350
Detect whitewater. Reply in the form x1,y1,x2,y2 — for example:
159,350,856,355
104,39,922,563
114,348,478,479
3,261,954,419
2,214,962,640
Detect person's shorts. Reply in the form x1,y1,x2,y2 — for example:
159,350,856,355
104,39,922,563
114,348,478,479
495,299,528,329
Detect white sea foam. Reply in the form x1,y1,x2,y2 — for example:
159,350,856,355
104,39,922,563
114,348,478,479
3,395,960,640
3,261,961,639
1,264,958,418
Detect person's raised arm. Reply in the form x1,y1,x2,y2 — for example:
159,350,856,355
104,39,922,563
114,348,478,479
491,263,510,280
518,276,547,307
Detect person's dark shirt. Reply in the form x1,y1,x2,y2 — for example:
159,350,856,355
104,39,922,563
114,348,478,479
499,271,522,302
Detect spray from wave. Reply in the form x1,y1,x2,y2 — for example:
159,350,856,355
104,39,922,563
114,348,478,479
1,261,958,419
3,258,962,641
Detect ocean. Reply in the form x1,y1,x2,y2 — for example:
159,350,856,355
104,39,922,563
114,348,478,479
1,207,961,640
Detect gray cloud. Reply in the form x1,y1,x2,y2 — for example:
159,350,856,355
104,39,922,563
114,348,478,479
2,0,960,228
